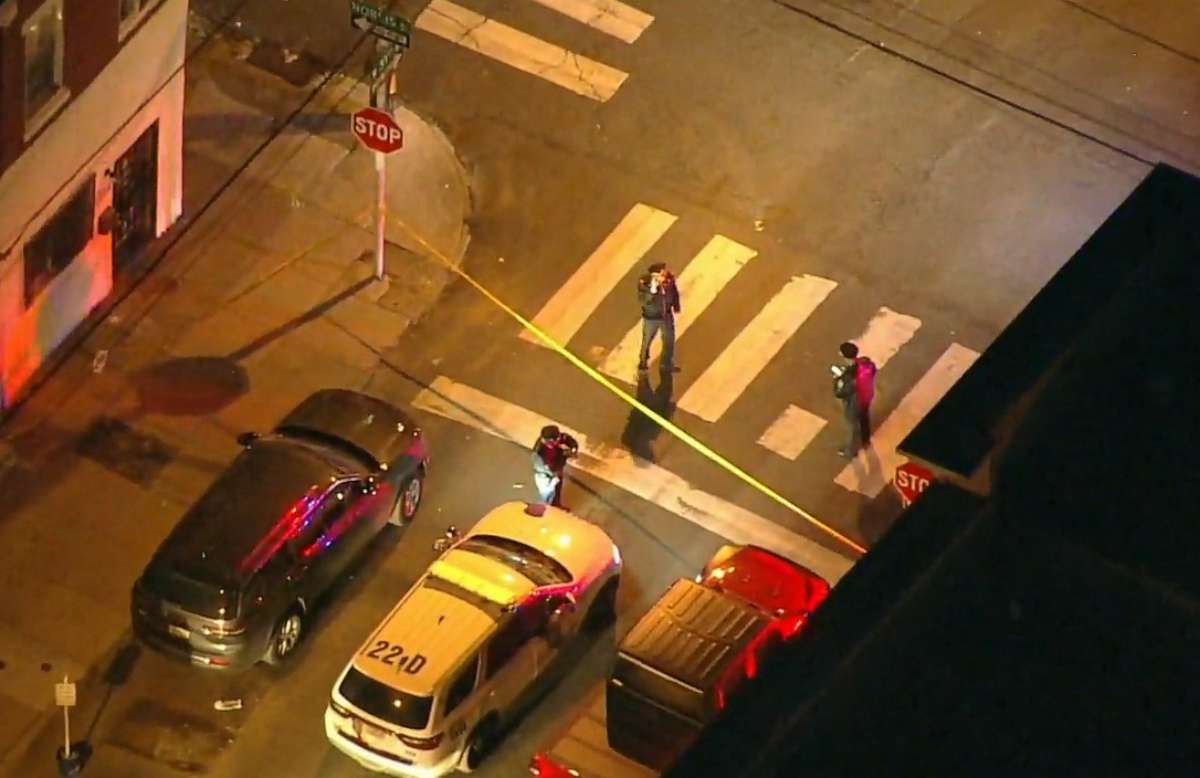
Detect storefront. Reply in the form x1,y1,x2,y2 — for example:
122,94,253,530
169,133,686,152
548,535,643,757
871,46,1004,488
0,0,186,410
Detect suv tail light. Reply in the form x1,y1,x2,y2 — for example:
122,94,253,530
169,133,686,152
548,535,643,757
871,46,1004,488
398,732,443,750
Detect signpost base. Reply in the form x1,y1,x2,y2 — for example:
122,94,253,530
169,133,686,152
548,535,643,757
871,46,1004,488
55,742,91,777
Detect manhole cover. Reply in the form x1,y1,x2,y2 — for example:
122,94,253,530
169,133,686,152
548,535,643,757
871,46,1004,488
76,417,176,486
106,699,234,774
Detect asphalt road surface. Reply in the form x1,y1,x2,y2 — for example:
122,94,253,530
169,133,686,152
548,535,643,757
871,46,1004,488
8,1,1200,777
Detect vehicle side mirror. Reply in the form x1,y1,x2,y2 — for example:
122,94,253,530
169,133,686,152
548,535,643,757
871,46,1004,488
236,431,260,448
432,525,461,554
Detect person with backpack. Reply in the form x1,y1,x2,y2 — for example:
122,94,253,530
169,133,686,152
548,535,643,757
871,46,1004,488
832,341,877,458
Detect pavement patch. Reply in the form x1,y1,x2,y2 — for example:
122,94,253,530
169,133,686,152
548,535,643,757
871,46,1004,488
106,698,234,773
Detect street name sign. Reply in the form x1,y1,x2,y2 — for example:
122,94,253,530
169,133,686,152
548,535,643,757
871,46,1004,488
894,460,934,508
350,1,412,49
352,107,404,154
367,43,403,85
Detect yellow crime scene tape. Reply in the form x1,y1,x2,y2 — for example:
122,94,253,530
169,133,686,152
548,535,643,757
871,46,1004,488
385,212,868,558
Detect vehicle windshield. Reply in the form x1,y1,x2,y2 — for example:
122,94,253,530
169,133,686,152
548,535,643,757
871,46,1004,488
338,667,433,730
457,535,572,587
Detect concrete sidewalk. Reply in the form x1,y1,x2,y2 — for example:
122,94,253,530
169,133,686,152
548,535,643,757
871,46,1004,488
0,22,470,775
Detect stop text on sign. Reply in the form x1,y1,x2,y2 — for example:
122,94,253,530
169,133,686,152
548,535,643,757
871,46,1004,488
351,107,404,153
894,461,934,508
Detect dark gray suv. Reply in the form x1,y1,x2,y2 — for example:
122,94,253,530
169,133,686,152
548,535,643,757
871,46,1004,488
131,389,428,670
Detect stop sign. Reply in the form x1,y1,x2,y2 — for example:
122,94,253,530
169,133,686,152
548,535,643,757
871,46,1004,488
351,107,404,153
894,461,934,508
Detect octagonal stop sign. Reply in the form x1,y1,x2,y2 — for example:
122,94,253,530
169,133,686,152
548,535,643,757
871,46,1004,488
351,107,404,154
894,460,935,508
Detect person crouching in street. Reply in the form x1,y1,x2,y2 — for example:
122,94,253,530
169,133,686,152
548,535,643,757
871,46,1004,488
532,425,579,508
637,262,682,373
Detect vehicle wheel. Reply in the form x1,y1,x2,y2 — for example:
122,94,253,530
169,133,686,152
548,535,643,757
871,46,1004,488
459,717,498,772
264,607,305,665
584,577,619,632
388,473,424,526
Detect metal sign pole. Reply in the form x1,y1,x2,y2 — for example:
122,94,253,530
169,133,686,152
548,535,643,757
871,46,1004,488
375,150,386,280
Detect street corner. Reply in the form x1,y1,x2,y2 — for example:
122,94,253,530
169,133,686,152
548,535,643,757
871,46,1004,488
379,104,473,267
322,81,472,266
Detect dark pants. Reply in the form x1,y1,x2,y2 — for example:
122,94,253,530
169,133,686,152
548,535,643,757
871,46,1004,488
638,316,676,369
843,402,871,455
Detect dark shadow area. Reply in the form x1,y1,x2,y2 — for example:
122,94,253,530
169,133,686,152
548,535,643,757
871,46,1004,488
619,371,675,463
129,357,250,417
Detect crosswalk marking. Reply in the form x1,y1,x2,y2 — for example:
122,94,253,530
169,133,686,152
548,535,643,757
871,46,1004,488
528,0,655,43
521,204,676,348
412,376,854,583
757,405,828,460
416,0,629,102
853,307,922,369
600,235,756,384
835,343,980,497
678,274,838,422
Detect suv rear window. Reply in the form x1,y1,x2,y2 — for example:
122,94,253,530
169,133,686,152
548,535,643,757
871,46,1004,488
339,667,434,730
143,563,239,620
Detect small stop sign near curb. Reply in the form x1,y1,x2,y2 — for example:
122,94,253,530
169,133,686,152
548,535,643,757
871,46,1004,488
351,107,404,153
895,461,935,508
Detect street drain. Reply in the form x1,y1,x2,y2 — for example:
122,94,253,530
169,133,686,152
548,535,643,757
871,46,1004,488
76,417,176,486
106,699,234,773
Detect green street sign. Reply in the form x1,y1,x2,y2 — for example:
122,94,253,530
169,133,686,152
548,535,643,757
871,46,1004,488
350,1,412,49
367,44,402,84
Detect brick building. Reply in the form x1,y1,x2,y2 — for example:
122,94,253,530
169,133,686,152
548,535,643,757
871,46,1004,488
0,0,186,409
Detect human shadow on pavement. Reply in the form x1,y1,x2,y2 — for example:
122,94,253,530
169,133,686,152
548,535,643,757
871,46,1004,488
619,370,675,463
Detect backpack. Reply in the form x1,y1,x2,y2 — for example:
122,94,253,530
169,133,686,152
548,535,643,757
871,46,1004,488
854,357,877,407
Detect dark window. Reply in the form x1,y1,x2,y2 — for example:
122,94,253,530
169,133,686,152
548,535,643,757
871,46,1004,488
338,667,433,730
484,601,548,679
444,655,479,716
24,178,94,307
142,562,240,620
22,0,64,121
457,535,572,587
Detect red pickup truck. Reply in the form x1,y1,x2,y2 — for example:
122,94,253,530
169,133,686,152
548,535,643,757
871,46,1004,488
529,545,831,777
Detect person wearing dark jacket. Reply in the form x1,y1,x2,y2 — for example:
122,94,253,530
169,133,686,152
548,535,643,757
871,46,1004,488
637,262,682,373
531,425,578,507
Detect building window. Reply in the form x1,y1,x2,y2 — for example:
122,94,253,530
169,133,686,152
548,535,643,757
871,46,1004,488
118,0,158,39
22,0,65,126
24,177,95,308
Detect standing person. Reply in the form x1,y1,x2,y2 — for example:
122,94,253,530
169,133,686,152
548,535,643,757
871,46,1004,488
637,262,682,373
531,425,578,507
832,342,876,458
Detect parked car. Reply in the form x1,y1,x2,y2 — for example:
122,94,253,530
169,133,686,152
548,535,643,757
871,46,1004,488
131,389,428,670
530,544,831,777
325,501,622,777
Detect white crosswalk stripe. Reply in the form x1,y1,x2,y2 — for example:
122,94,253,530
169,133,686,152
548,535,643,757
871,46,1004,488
678,274,838,422
411,376,855,583
522,203,676,348
852,307,922,369
835,343,980,497
415,0,648,102
528,0,655,43
600,235,756,384
757,405,828,461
